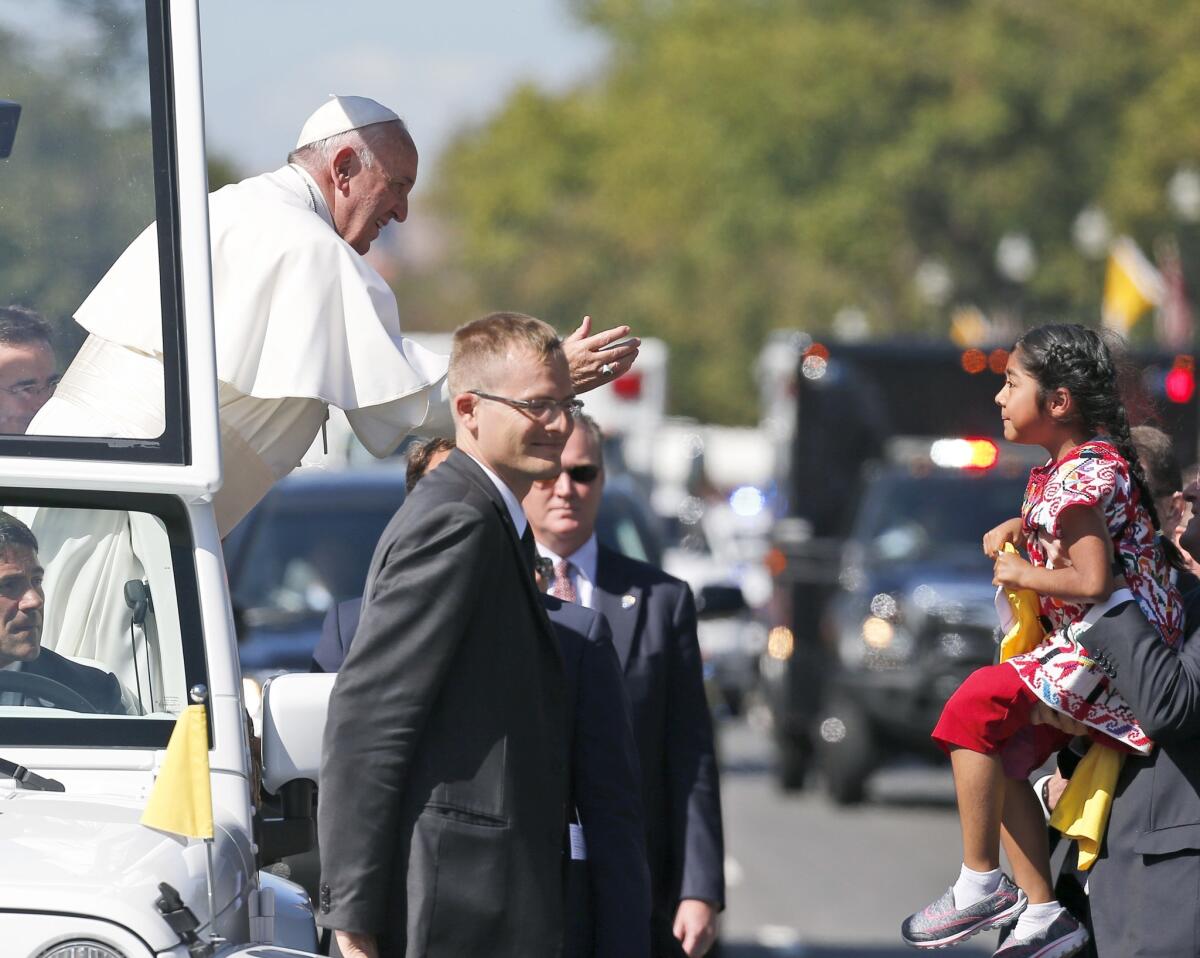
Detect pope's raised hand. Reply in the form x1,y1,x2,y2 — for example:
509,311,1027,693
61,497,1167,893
563,315,640,393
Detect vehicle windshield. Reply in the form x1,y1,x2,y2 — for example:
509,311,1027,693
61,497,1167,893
0,0,188,461
852,471,1026,564
0,494,206,746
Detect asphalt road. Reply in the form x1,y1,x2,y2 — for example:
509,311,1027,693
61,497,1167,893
715,711,995,958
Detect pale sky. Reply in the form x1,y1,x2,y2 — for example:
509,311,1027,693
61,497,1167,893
199,0,609,179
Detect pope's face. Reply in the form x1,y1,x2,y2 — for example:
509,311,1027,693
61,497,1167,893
0,546,43,668
466,349,574,494
524,424,605,557
338,135,418,255
0,340,56,434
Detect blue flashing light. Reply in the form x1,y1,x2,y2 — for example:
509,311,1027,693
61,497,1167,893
729,485,766,518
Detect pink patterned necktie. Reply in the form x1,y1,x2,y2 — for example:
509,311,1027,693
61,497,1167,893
550,558,577,603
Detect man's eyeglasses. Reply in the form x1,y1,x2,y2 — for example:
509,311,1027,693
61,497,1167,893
0,376,60,400
469,390,583,423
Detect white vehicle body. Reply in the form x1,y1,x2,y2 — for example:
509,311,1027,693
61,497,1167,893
0,2,331,955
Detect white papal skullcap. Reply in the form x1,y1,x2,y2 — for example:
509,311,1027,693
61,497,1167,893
295,94,401,149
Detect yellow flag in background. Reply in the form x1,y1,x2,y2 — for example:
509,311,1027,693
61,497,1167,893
1102,236,1164,333
140,704,214,840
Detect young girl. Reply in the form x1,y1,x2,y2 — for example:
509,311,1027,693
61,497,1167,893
901,324,1183,956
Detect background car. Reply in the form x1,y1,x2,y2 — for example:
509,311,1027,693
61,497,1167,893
224,465,410,711
786,440,1034,803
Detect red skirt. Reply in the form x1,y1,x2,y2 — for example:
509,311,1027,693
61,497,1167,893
932,662,1073,780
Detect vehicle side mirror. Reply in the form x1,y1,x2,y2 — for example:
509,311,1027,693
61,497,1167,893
696,583,748,619
0,101,20,158
259,672,336,863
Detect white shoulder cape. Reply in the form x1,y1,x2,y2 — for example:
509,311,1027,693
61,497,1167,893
74,165,448,415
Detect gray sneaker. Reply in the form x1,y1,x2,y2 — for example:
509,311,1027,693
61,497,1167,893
992,910,1089,958
901,875,1027,949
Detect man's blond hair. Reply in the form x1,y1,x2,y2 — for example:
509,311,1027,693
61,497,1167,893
448,312,564,396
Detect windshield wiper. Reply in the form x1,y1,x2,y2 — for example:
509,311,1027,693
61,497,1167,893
0,756,65,792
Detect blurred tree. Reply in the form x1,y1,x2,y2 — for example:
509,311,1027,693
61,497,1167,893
0,0,156,357
430,0,1200,422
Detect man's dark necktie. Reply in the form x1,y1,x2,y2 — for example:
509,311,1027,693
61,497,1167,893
520,524,537,577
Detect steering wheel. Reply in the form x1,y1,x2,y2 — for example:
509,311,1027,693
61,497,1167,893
0,671,100,714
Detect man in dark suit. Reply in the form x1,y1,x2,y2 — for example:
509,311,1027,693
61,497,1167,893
524,416,725,958
1020,432,1200,957
1030,583,1200,957
319,313,577,958
0,511,123,714
314,592,652,958
313,435,651,958
1030,462,1200,957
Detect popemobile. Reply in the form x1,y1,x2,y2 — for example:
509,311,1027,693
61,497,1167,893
0,2,332,955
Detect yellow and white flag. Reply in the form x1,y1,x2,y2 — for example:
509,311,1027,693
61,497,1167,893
140,704,214,840
1102,236,1163,333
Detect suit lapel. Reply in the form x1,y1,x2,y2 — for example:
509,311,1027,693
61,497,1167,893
594,547,643,671
450,452,561,660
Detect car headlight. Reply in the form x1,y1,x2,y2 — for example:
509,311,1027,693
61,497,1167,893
38,942,126,958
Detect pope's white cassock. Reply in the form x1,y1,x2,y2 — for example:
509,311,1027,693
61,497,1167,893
18,161,447,709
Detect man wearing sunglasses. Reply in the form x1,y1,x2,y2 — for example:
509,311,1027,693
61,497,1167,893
0,306,58,435
524,416,725,958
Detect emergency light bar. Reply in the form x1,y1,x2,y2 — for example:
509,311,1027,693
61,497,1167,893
929,437,999,470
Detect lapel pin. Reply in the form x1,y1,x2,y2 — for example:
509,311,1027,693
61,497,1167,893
621,594,637,609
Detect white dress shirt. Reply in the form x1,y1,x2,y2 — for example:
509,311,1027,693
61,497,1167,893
537,534,598,609
465,453,528,537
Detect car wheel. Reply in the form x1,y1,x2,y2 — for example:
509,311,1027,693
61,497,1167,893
816,694,876,805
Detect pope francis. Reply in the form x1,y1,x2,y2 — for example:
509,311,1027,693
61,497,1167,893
20,95,638,702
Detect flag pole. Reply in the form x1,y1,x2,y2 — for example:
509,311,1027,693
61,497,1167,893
190,683,220,940
205,837,217,932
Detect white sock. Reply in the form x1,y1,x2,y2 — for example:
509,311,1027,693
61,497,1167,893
952,863,1002,909
1013,900,1064,939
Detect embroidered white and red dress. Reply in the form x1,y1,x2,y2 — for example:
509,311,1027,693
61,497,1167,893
1006,439,1183,753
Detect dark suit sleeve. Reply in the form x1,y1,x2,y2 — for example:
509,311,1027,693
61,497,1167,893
317,500,491,934
1085,600,1200,742
664,583,725,909
574,613,652,958
310,602,343,673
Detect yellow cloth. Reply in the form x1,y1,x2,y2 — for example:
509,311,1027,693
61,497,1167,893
1049,743,1125,871
140,704,214,840
999,543,1044,662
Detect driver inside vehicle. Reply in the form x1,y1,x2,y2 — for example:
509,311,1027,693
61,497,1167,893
0,511,125,714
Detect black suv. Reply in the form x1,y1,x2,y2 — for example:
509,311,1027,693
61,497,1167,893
811,455,1027,802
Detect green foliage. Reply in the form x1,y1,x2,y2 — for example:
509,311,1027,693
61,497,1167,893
0,1,157,357
431,0,1200,423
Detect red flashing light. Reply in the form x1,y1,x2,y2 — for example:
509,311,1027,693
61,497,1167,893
961,349,987,374
988,348,1009,375
805,342,830,361
1165,364,1195,404
612,370,643,400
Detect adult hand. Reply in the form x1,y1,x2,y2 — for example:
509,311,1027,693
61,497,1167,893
1029,701,1088,736
1045,769,1070,812
334,930,379,958
982,517,1024,558
562,315,640,393
992,549,1032,590
673,898,719,957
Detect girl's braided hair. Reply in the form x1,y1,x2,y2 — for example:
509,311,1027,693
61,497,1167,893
1015,323,1186,571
